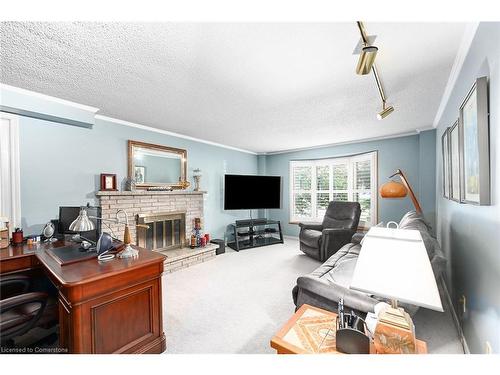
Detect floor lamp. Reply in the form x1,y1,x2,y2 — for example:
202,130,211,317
379,169,422,214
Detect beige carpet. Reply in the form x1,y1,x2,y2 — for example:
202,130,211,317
163,237,463,354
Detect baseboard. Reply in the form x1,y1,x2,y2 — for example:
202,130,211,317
440,276,470,354
283,235,299,241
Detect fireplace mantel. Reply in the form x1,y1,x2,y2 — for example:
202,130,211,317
96,190,206,197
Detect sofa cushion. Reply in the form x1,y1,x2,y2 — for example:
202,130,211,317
351,232,365,245
323,257,358,288
300,229,322,248
310,242,361,288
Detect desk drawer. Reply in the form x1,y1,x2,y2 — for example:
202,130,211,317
0,255,34,274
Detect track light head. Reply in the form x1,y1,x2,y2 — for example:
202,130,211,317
356,45,378,75
377,105,394,120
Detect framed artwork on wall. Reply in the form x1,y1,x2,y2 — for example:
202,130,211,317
441,127,451,199
449,121,461,202
459,76,490,205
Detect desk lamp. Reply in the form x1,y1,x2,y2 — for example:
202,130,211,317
70,207,143,259
350,227,443,353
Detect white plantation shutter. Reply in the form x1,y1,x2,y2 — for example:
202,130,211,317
316,165,330,218
291,164,312,219
354,159,372,224
355,160,371,190
332,162,349,203
0,114,21,230
293,166,312,190
290,152,377,226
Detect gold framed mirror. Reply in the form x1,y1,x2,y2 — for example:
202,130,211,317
128,140,189,190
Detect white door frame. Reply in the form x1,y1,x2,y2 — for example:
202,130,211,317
0,112,21,230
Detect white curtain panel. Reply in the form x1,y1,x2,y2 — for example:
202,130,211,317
0,113,21,230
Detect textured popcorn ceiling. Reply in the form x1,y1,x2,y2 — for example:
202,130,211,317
0,22,465,153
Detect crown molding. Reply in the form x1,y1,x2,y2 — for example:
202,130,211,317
0,83,99,113
261,128,434,156
1,106,94,129
415,126,435,134
95,114,257,155
433,22,480,128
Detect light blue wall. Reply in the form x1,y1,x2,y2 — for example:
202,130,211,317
18,115,258,239
419,129,437,225
265,131,436,236
435,22,500,353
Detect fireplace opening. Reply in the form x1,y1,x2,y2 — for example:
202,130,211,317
136,211,186,251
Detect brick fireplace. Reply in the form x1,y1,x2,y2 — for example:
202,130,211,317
96,190,204,245
95,190,217,272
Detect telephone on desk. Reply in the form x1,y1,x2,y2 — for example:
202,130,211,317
335,298,370,354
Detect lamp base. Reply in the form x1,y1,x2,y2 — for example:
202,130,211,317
374,306,416,354
118,244,139,259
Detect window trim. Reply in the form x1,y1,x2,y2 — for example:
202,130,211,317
289,151,378,227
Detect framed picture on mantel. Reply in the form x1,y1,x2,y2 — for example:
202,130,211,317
100,173,117,191
459,76,490,205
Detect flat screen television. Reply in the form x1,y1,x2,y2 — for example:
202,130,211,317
224,174,281,210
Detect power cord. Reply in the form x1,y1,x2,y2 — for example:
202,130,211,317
98,251,115,261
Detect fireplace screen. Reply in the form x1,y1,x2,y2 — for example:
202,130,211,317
136,211,186,251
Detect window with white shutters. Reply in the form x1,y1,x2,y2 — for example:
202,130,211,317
289,151,377,227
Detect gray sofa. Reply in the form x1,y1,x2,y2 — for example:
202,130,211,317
292,211,447,315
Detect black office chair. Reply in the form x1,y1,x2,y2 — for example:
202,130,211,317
0,274,55,346
299,201,361,262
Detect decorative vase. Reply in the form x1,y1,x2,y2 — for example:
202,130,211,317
193,168,202,191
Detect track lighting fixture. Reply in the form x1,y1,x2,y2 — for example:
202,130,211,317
377,104,395,120
356,45,378,75
355,21,395,120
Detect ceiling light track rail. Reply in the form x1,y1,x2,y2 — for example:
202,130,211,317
355,21,394,120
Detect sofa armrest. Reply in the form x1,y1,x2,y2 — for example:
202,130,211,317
320,228,355,260
295,275,378,314
351,232,365,245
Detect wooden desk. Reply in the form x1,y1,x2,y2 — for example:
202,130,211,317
0,243,39,274
270,304,427,354
0,241,166,354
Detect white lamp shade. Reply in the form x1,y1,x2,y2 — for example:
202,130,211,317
350,227,443,312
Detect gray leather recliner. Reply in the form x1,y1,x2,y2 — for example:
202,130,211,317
299,201,361,262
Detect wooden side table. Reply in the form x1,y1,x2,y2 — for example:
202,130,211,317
270,304,427,354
